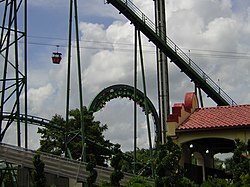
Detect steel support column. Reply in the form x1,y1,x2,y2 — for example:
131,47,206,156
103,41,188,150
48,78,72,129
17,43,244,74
154,0,169,144
65,0,85,162
133,27,138,174
0,0,27,147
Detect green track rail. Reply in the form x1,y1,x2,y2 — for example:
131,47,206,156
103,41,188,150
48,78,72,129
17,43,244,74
89,84,161,143
1,112,60,130
106,0,237,106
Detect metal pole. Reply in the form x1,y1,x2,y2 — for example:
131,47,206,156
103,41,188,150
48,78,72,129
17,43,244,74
195,83,204,107
14,0,21,146
133,26,138,174
138,30,154,177
0,0,14,142
0,0,8,49
24,0,28,149
65,0,73,158
199,88,204,107
154,0,169,144
0,1,9,141
73,0,86,162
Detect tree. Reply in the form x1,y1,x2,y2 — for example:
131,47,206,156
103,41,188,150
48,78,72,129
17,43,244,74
123,148,152,176
126,176,153,187
86,154,98,187
155,136,182,186
110,144,124,187
155,136,196,187
38,107,113,166
226,139,250,186
32,153,46,187
200,176,231,187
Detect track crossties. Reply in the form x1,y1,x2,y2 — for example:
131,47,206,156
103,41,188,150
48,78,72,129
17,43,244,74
89,84,161,143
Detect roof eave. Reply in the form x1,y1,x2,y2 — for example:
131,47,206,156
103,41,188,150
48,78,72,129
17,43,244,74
176,124,250,134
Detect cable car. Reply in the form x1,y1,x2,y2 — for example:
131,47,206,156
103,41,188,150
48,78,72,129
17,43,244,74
52,52,62,64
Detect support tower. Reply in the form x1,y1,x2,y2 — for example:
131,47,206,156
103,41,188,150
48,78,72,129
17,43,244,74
154,0,169,144
0,0,28,147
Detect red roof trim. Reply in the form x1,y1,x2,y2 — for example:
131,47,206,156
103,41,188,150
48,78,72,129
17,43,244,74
184,92,196,113
177,104,250,131
167,92,197,123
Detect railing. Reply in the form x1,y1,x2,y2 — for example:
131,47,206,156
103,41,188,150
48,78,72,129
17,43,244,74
107,0,237,105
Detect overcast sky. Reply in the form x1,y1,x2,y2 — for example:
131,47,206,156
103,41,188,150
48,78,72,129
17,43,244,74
2,0,250,151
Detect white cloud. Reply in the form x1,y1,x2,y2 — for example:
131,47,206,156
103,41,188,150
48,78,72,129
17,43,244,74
82,21,135,93
203,17,238,51
27,83,55,115
166,0,250,106
80,23,107,43
84,50,130,88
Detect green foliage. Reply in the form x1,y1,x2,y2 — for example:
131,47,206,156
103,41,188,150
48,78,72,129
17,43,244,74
123,148,152,176
125,148,151,164
239,173,250,187
200,139,250,187
180,177,198,187
226,139,250,186
155,136,184,187
2,171,13,184
86,154,98,186
38,114,65,156
200,176,231,187
32,153,46,187
110,144,124,186
99,182,115,187
38,107,113,166
126,176,152,187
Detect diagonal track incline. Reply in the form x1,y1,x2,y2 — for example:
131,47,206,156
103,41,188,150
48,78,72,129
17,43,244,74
106,0,237,106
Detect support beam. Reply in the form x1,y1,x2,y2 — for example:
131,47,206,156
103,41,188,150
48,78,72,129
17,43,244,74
154,0,169,144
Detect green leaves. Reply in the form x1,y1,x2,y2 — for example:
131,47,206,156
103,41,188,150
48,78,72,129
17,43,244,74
38,107,113,167
155,137,196,187
228,139,250,186
110,144,124,186
126,176,153,187
86,154,98,186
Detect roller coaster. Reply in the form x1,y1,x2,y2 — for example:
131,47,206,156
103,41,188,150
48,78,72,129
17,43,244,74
106,0,236,106
89,84,161,143
0,0,237,185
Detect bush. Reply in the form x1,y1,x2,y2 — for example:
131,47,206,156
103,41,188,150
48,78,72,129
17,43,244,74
126,176,152,187
200,176,231,187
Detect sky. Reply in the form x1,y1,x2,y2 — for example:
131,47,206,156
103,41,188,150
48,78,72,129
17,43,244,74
2,0,250,152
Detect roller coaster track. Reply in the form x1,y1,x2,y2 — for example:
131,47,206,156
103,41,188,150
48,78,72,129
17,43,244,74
1,113,154,183
105,0,237,106
89,84,161,143
1,112,60,129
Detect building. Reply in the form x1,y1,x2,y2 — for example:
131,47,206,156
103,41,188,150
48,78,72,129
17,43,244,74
167,92,250,183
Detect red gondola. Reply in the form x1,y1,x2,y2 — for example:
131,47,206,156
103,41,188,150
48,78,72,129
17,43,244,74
52,52,62,64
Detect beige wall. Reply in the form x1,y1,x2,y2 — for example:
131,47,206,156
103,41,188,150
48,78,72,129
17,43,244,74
175,128,250,145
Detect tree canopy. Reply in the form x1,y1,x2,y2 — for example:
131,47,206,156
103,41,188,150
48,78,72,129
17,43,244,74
38,107,113,166
155,136,184,187
225,139,250,186
123,148,152,176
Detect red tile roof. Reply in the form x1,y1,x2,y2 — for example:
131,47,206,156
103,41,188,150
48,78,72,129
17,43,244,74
177,105,250,131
